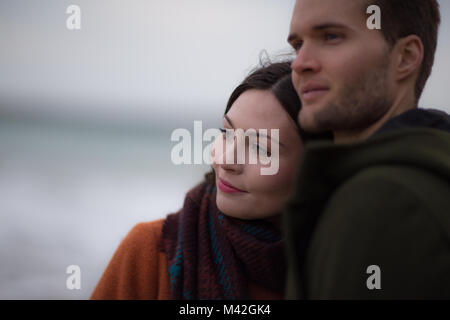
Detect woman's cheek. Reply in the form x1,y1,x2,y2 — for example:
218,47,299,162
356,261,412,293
251,162,289,193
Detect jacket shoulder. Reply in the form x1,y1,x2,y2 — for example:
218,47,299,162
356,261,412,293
335,164,450,231
306,165,450,298
123,220,165,251
90,219,171,300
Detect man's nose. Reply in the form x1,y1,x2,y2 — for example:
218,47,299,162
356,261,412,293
291,42,321,75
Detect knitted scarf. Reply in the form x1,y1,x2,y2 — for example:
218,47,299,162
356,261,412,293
160,181,285,300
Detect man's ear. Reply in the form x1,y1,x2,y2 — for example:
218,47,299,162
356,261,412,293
395,35,424,82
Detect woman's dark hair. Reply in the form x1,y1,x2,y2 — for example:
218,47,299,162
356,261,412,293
205,59,331,184
225,61,320,140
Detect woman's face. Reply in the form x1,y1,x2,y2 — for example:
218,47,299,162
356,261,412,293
211,89,303,221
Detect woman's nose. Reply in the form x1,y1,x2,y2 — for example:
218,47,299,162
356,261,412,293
211,133,243,173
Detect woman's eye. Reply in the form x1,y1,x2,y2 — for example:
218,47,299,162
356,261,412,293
219,128,234,140
251,144,271,156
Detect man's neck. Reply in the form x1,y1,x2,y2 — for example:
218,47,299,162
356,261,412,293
333,92,417,144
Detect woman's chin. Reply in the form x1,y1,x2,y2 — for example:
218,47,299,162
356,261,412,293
216,196,279,221
216,197,250,219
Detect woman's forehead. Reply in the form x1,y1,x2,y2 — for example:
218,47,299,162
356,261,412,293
225,89,293,130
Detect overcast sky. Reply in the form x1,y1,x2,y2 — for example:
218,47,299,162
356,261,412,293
0,0,449,126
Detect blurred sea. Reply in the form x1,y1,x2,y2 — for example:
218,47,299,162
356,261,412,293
0,117,210,299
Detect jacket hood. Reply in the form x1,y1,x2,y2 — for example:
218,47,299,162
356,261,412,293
293,128,450,204
283,110,450,299
296,109,450,195
376,108,450,135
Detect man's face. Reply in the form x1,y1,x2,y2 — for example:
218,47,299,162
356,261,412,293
288,0,395,134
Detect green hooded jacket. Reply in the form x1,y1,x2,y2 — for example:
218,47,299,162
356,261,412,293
284,109,450,299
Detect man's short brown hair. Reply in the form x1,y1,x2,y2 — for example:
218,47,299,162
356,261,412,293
363,0,441,102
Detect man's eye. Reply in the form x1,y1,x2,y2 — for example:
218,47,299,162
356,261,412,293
324,33,340,41
292,41,303,52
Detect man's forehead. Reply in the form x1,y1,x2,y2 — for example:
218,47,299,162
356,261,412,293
290,0,365,33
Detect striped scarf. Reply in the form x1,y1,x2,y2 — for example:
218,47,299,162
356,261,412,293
160,181,285,300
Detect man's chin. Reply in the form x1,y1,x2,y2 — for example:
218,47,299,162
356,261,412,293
298,108,327,134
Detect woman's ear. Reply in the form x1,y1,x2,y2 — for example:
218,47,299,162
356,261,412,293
395,35,424,82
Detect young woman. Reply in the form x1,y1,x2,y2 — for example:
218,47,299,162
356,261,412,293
90,61,329,300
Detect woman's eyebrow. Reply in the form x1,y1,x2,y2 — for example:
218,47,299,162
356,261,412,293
223,115,285,148
224,115,234,128
256,131,285,148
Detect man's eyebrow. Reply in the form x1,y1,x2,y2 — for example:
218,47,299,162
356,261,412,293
287,33,299,44
313,22,350,31
287,23,351,43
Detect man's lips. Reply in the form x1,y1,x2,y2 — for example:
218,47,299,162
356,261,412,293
218,178,247,194
300,84,329,103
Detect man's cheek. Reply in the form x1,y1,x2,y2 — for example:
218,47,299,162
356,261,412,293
292,73,301,92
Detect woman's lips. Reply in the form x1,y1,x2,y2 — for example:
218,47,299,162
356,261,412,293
218,178,247,194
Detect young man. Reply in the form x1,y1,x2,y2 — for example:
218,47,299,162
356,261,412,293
284,0,450,299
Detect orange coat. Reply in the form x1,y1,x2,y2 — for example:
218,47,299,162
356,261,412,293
90,219,283,300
